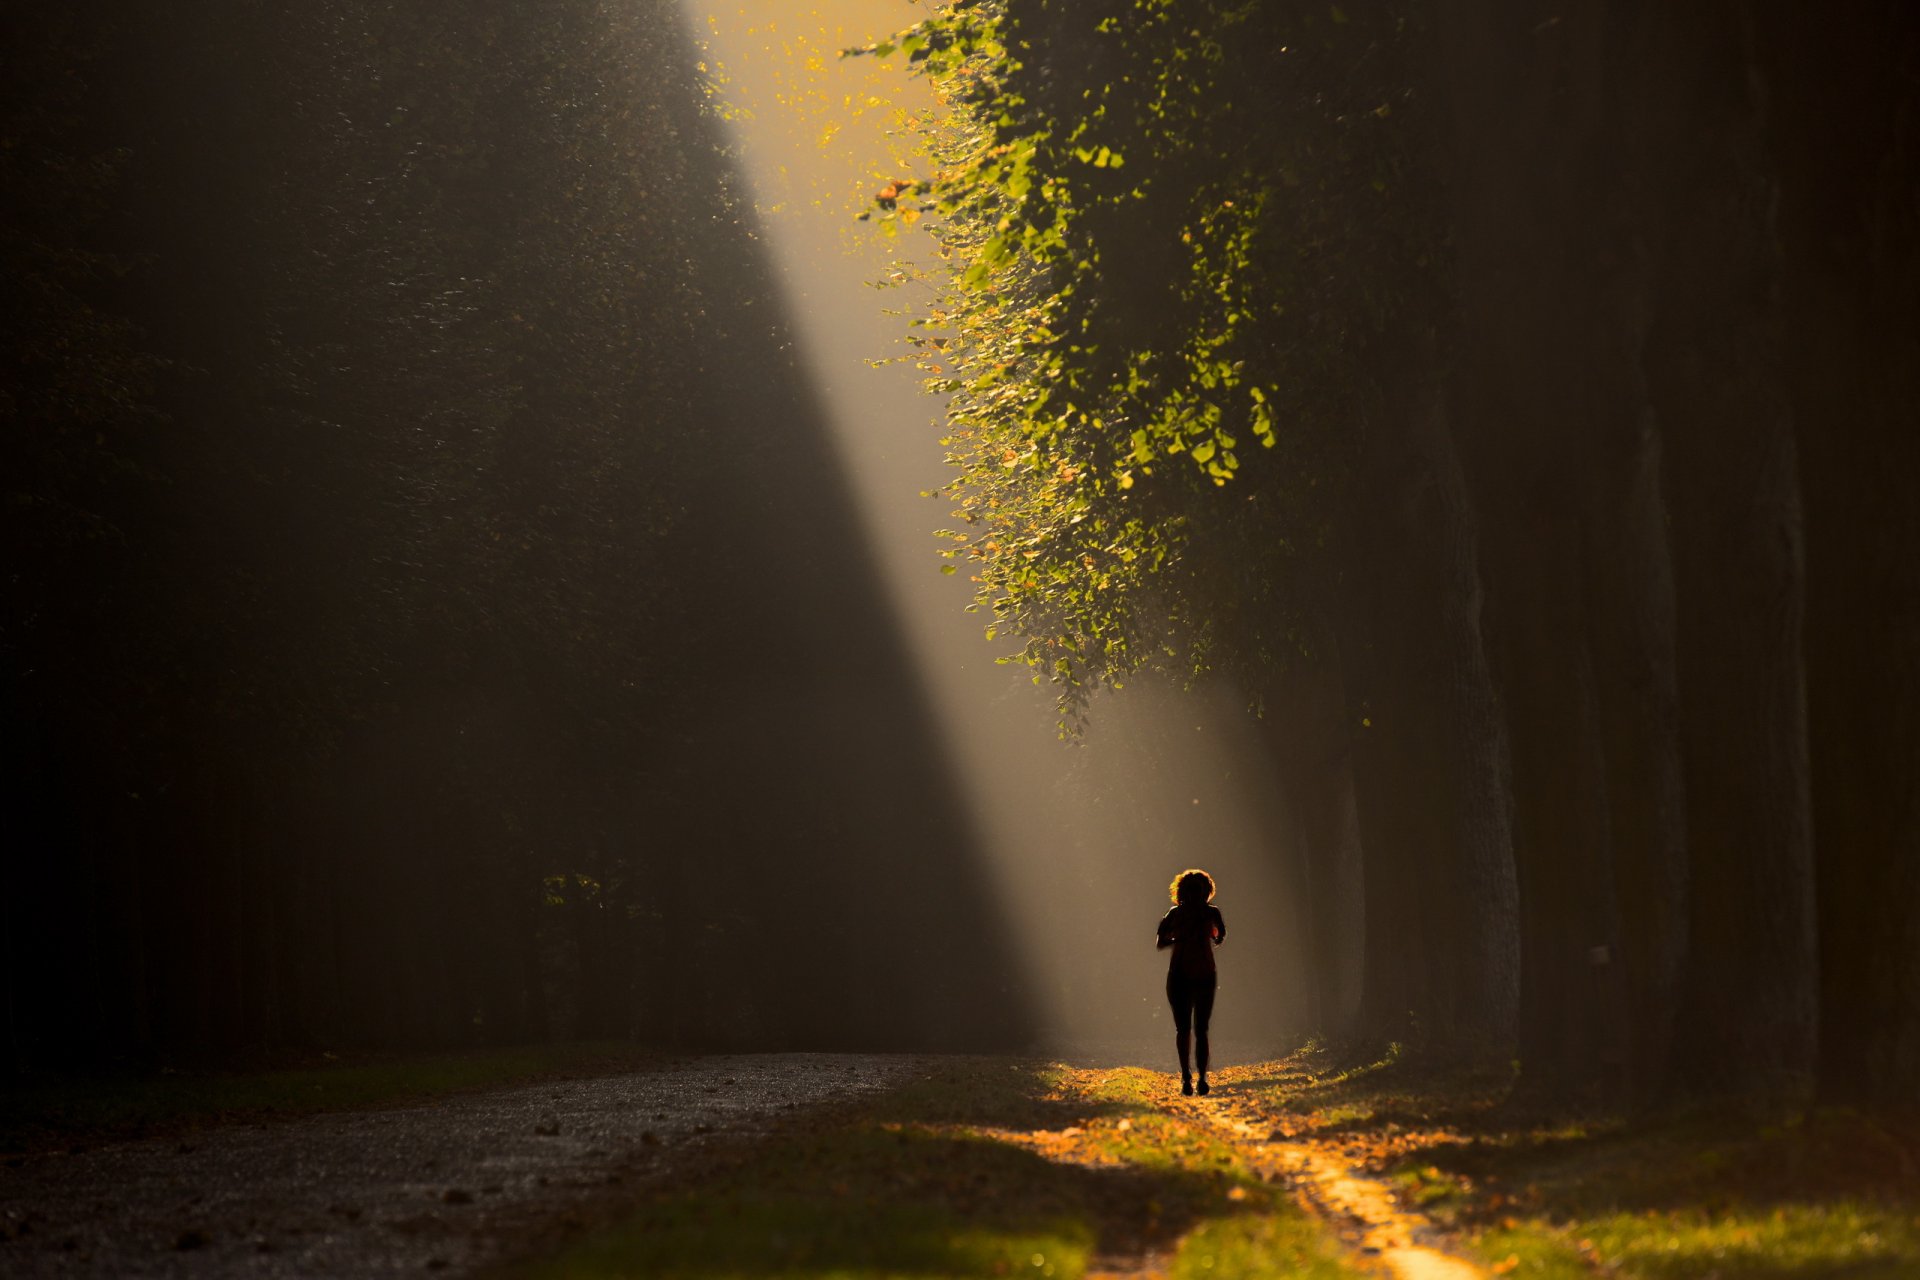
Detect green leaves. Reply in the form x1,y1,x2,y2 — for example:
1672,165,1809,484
1072,145,1124,169
866,0,1419,721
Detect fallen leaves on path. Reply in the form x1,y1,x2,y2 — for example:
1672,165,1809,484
913,1060,1487,1280
1165,1067,1484,1280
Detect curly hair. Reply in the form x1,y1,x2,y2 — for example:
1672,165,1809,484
1169,868,1216,905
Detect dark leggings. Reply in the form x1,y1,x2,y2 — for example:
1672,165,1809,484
1166,971,1217,1076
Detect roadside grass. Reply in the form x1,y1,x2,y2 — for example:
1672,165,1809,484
1451,1107,1920,1280
0,1041,659,1152
1168,1213,1371,1280
1242,1047,1920,1280
513,1058,1374,1280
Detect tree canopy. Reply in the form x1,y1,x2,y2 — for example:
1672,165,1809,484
862,0,1920,1105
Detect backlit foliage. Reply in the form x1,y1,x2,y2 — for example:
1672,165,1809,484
857,0,1435,722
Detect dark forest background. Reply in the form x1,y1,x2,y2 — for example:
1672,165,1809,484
5,0,1918,1115
878,0,1919,1108
2,0,1029,1069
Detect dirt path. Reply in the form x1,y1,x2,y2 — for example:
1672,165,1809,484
1038,1063,1483,1280
1169,1078,1482,1280
0,1054,915,1278
5,1054,1489,1279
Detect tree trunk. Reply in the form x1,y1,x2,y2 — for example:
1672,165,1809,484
1421,381,1520,1051
1756,5,1920,1104
1265,654,1368,1039
1336,331,1519,1054
1334,544,1430,1046
1646,5,1818,1099
1432,0,1712,1101
1485,522,1624,1096
1586,420,1689,1105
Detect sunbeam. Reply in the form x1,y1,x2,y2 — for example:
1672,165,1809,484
676,0,1311,1059
11,2,1916,1272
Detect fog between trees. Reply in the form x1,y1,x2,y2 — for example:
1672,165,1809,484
4,1,1028,1065
4,0,1916,1107
894,0,1916,1105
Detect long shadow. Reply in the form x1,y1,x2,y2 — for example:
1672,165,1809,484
1390,1110,1920,1280
862,1064,1157,1133
552,1128,1259,1277
534,1062,1267,1277
1404,1106,1920,1219
1252,1051,1920,1272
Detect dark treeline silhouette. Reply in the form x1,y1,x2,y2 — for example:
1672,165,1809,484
3,2,1030,1070
9,0,1917,1111
906,0,1917,1106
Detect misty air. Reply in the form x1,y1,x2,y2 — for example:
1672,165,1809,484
4,2,1916,1277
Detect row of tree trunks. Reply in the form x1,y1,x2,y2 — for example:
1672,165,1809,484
1431,0,1641,1097
1322,330,1520,1055
1645,4,1818,1097
1356,0,1833,1102
1760,5,1920,1105
5,0,1044,1066
1586,421,1689,1106
1021,0,1916,1105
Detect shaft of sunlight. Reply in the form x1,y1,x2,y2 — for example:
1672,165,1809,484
674,0,1309,1058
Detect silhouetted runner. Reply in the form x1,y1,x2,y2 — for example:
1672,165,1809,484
1156,867,1226,1096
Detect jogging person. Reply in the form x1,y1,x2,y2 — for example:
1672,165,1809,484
1156,868,1226,1096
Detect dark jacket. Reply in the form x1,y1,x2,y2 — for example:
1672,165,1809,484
1156,902,1226,978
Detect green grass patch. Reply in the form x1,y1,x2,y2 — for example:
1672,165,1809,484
1068,1065,1164,1112
1448,1107,1920,1279
1318,1103,1378,1128
512,1059,1372,1280
1068,1066,1250,1179
1465,1161,1920,1279
1390,1160,1470,1209
523,1128,1097,1279
1467,1226,1590,1280
0,1040,657,1151
1245,1047,1920,1280
1171,1212,1375,1280
864,1060,1114,1131
1474,1203,1920,1280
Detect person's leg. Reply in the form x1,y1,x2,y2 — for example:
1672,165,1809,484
1165,972,1194,1091
1193,974,1218,1093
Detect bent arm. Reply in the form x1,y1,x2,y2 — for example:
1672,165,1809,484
1211,907,1227,944
1156,913,1175,950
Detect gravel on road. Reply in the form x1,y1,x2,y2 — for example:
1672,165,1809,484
0,1053,919,1278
